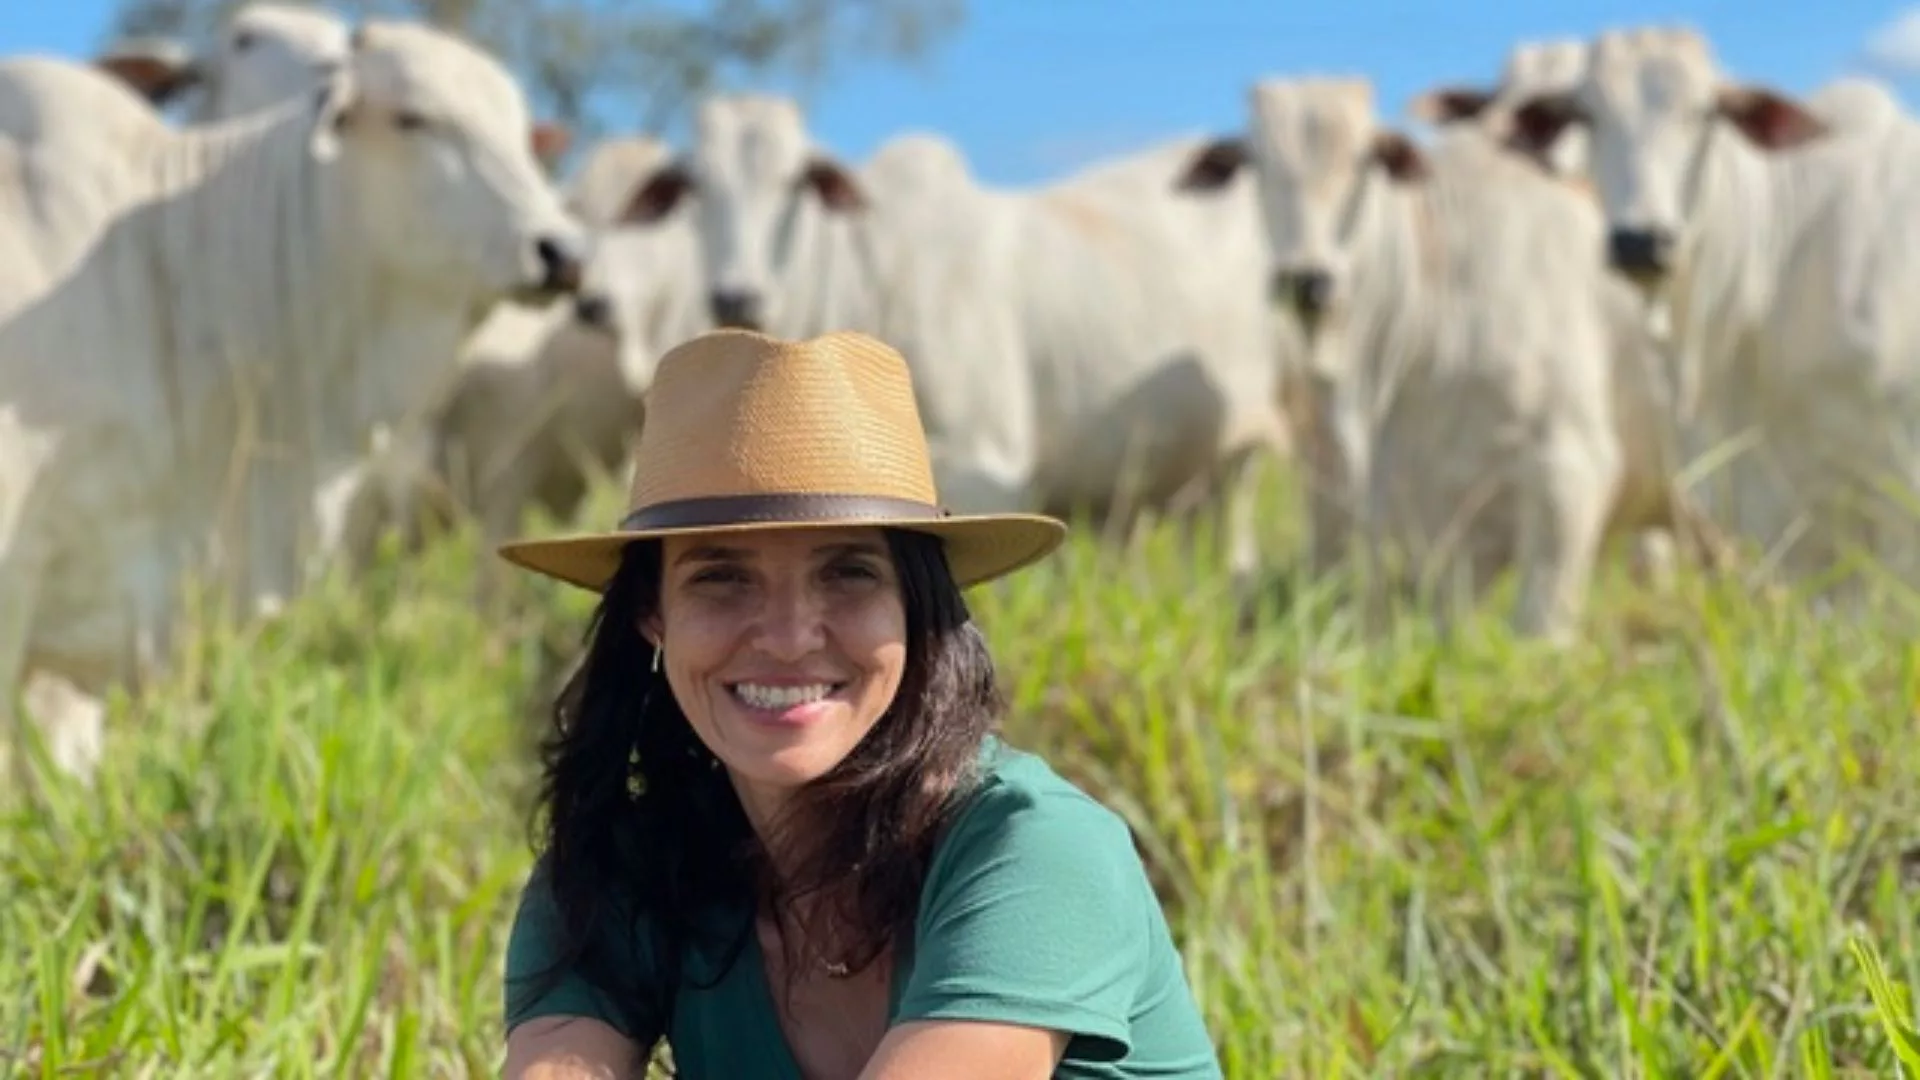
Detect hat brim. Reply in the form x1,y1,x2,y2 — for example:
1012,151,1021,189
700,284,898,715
495,512,1069,593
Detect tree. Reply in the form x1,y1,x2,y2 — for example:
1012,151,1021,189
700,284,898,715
104,0,965,160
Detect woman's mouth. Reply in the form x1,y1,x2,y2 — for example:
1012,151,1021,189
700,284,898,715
728,681,848,719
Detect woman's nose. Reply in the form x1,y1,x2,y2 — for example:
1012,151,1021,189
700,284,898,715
752,586,826,659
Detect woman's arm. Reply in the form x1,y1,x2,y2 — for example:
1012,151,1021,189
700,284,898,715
503,1016,646,1080
501,860,662,1079
858,1020,1068,1080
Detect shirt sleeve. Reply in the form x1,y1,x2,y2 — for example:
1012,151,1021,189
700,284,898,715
502,857,663,1045
893,783,1152,1062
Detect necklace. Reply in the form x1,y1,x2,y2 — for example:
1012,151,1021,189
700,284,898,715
822,959,851,979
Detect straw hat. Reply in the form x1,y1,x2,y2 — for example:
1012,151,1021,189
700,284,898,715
496,328,1068,592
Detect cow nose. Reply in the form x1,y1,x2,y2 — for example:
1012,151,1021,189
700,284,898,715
1607,227,1676,278
1272,268,1335,317
535,236,584,294
573,292,613,330
710,289,763,330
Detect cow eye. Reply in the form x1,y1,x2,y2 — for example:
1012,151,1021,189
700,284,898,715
232,30,256,51
394,110,430,132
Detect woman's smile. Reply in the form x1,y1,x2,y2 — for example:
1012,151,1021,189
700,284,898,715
726,678,855,725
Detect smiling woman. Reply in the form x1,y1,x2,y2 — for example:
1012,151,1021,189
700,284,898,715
653,528,912,822
492,329,1224,1079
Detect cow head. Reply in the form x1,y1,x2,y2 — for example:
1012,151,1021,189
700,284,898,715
1506,26,1828,290
1408,39,1593,178
549,135,706,392
614,94,866,332
95,3,352,121
312,20,586,306
568,224,691,395
1175,76,1428,338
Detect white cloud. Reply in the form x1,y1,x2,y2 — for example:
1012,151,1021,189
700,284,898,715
1859,7,1920,76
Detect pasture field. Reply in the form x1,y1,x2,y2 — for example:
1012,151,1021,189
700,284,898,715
4,465,1920,1078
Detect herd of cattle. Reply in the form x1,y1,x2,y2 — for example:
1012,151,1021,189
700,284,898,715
5,3,1919,786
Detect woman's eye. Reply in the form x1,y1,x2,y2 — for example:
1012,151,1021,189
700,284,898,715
828,562,880,582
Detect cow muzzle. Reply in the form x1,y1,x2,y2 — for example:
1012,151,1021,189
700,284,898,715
709,289,764,331
534,236,586,295
1271,267,1337,324
1606,226,1676,283
573,291,615,334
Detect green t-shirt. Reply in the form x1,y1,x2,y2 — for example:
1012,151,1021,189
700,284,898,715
502,737,1222,1078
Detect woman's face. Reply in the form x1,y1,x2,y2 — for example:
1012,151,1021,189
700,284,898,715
647,526,908,819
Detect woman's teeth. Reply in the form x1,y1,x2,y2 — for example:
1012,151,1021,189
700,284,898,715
732,683,836,710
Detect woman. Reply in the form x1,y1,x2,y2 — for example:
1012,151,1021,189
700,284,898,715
496,328,1223,1079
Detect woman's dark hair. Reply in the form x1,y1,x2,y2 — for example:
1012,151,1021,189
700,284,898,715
513,526,1005,1031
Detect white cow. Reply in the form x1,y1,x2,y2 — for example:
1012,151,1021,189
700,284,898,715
1405,39,1737,590
0,21,586,788
0,57,175,286
0,9,361,383
95,3,351,123
87,7,591,579
1413,41,1904,172
1408,38,1594,177
1174,76,1698,642
94,6,571,168
418,136,709,579
618,95,1293,589
1507,26,1920,597
1803,76,1906,137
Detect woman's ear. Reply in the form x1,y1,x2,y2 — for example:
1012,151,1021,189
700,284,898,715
638,615,663,649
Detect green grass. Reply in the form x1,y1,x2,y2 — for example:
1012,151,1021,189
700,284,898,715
4,465,1919,1078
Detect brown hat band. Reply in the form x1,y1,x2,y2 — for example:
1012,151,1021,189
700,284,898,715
618,493,952,532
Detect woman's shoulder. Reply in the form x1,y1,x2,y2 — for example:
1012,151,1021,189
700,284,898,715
931,736,1143,881
967,736,1129,817
899,737,1222,1076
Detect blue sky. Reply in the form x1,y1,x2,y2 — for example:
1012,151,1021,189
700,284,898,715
7,0,1920,186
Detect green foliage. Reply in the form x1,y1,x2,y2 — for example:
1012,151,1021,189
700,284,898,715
4,470,1919,1077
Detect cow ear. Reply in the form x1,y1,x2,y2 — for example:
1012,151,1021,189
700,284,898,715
801,157,866,212
530,122,571,169
1370,130,1429,182
620,162,693,224
1509,92,1585,158
95,48,202,107
1407,85,1496,126
1175,137,1248,192
1716,85,1827,151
